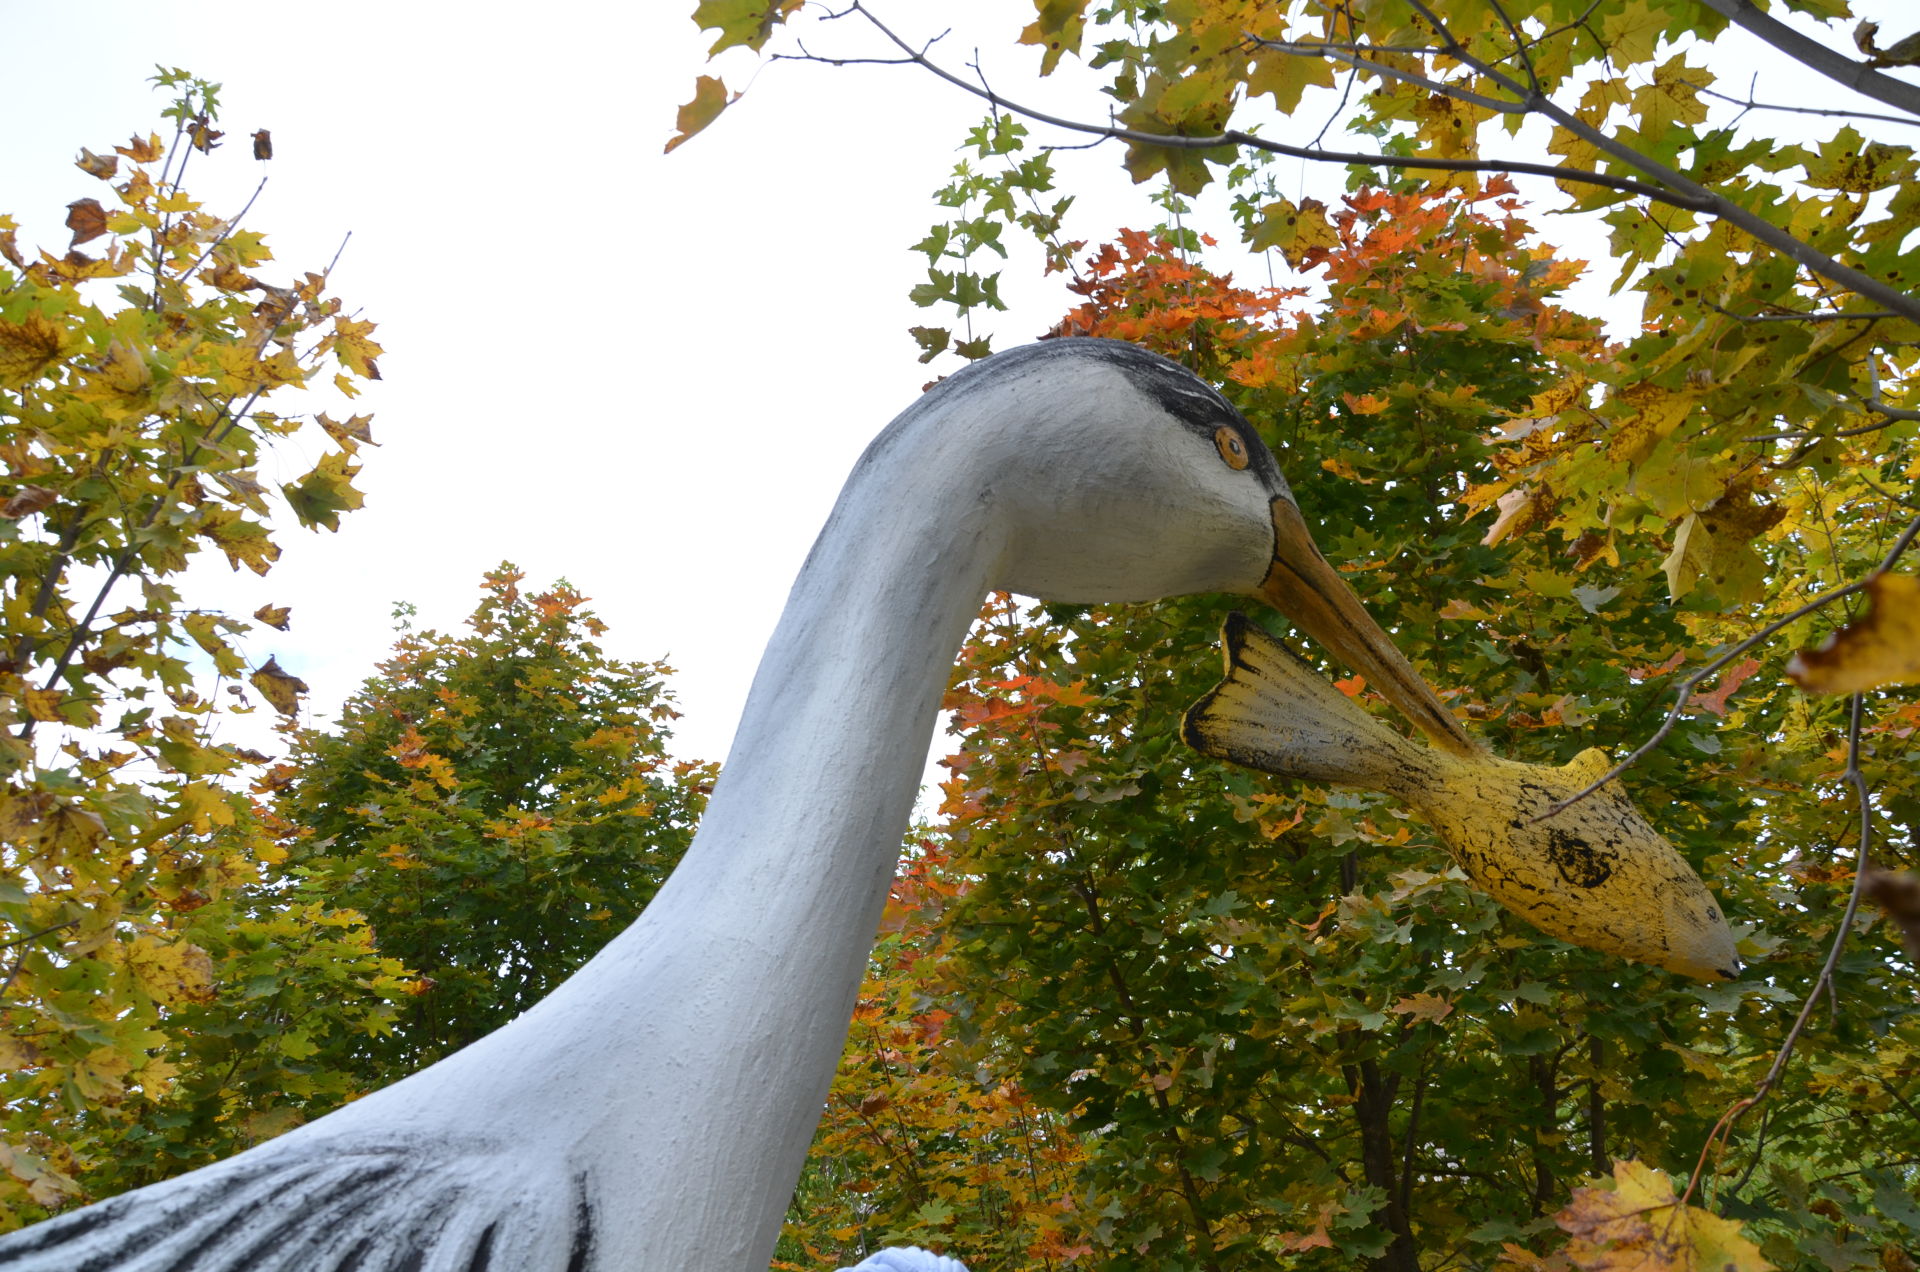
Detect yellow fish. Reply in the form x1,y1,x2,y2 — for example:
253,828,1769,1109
1183,613,1740,981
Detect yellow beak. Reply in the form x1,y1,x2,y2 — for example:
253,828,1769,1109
1257,497,1482,757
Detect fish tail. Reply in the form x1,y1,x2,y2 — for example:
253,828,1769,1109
1182,613,1437,800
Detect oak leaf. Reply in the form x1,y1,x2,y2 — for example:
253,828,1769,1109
1787,573,1920,694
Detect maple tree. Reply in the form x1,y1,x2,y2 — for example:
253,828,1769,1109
679,4,1920,1266
0,73,392,1223
265,566,714,1080
777,839,1096,1269
925,204,1917,1270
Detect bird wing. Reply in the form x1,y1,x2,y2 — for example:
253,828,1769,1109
0,1136,594,1272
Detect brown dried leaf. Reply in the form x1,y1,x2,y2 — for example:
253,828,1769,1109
1787,573,1920,694
1,485,58,519
253,603,292,631
188,116,223,153
65,198,109,248
252,128,273,160
664,75,737,155
201,260,259,292
1862,868,1920,960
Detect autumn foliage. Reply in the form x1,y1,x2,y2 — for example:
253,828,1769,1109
775,182,1920,1271
0,72,390,1221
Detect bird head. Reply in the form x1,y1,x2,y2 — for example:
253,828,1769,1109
954,339,1473,753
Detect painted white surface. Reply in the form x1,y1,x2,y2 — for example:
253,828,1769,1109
0,341,1291,1270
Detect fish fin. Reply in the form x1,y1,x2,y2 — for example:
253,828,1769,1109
0,1136,593,1272
1183,613,1435,799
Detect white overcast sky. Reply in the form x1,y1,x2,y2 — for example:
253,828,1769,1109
2,1,1908,772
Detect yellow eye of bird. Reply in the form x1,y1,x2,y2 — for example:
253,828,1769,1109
1214,425,1249,471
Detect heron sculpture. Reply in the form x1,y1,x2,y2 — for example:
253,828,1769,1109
0,339,1715,1272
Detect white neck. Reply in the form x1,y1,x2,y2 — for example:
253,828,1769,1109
317,396,1012,1269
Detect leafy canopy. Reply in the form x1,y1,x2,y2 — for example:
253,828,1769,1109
0,70,385,1223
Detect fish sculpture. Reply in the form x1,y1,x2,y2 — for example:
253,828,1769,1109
1183,613,1740,981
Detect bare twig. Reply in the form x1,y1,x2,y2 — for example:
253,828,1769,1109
1685,691,1875,1208
1693,82,1920,129
824,2,1920,323
1702,301,1901,324
1396,0,1920,323
1693,0,1920,119
177,176,268,284
829,4,1718,210
1538,505,1920,818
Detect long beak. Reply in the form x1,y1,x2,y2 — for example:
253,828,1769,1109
1258,497,1483,757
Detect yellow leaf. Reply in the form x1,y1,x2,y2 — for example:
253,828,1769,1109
125,934,215,1005
113,133,165,163
1788,572,1920,694
21,688,64,723
134,1054,181,1098
74,148,119,180
250,656,308,717
72,1047,133,1103
327,316,383,379
1558,1160,1771,1271
1247,196,1339,268
178,781,237,834
253,603,292,631
665,75,738,155
1018,0,1089,74
0,313,70,388
1599,0,1667,65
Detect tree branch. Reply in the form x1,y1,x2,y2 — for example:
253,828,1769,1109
835,2,1920,324
1539,502,1920,817
1694,0,1920,119
1398,0,1920,323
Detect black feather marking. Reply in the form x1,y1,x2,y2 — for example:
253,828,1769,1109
326,1232,379,1272
566,1173,595,1272
177,1161,404,1272
466,1223,498,1272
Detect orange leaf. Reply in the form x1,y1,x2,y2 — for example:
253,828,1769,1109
115,132,165,163
1685,657,1761,717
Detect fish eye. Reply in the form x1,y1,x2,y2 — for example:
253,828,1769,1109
1214,425,1249,471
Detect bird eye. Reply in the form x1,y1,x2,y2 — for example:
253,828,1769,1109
1214,426,1249,471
